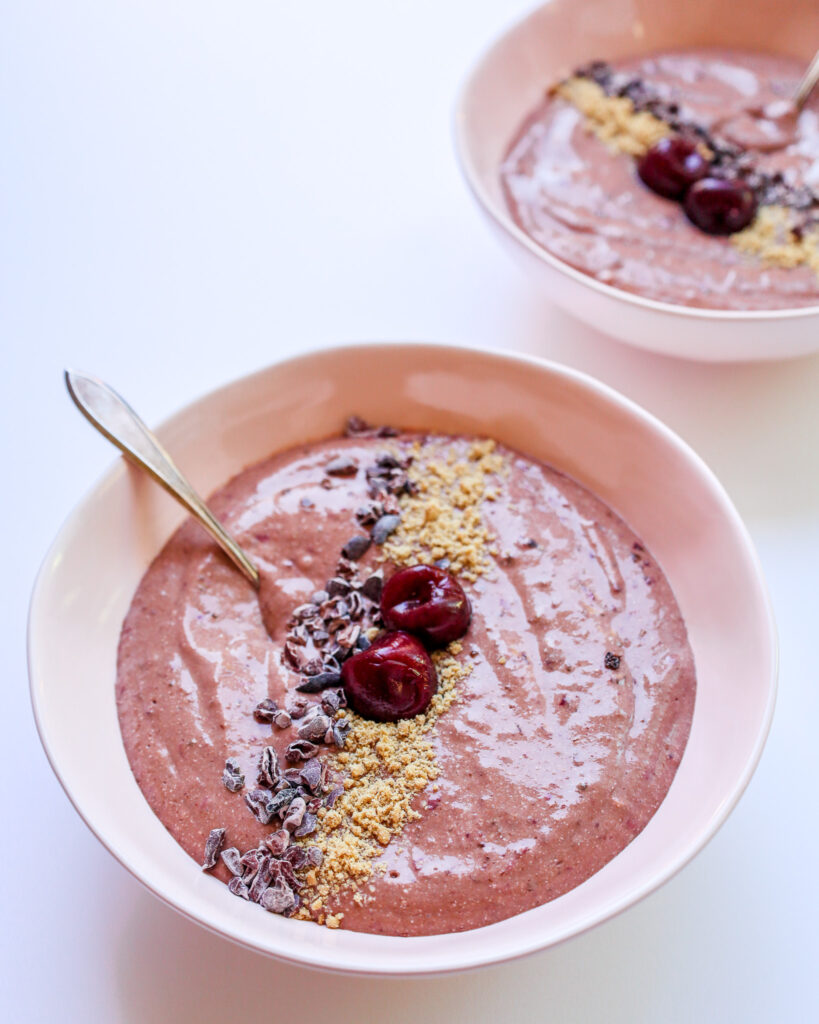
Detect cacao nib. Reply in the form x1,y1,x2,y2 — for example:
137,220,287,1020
294,812,318,838
249,855,274,902
298,713,333,741
261,878,296,914
295,670,341,693
278,859,300,891
360,570,383,602
283,796,307,832
287,695,311,719
372,514,401,545
283,846,308,870
240,847,262,883
264,829,290,856
342,535,371,560
324,785,344,808
285,739,319,763
245,789,275,825
326,577,352,598
321,688,347,715
222,757,245,792
257,746,281,787
227,876,251,900
253,698,278,722
267,787,300,818
332,718,352,749
202,828,226,870
305,846,324,868
325,455,358,477
220,847,243,876
299,757,323,793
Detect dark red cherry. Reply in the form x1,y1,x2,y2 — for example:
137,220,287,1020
637,136,710,199
380,565,471,647
341,631,437,722
683,177,757,235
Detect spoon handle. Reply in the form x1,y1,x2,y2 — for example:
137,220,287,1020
794,49,819,111
65,370,260,588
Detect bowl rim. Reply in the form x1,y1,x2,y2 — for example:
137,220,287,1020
452,0,819,323
28,340,779,975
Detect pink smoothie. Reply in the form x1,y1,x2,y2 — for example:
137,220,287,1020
501,50,819,310
116,432,696,935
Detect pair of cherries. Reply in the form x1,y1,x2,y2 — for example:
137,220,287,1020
637,136,757,235
341,565,470,722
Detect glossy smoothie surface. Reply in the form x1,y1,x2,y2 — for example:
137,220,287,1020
116,433,696,935
501,50,819,309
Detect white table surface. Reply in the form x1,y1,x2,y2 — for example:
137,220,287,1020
3,2,818,1020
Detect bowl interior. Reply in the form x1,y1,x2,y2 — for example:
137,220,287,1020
29,343,776,974
460,0,819,217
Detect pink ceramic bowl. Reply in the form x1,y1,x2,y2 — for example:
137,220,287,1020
455,0,819,362
29,343,776,974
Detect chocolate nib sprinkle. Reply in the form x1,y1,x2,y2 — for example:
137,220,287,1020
295,670,341,693
284,845,308,870
261,878,297,914
305,846,324,868
372,513,401,545
249,855,274,903
604,651,621,670
245,788,276,825
222,757,245,792
253,698,278,723
324,784,344,808
202,828,226,870
294,812,318,838
320,688,347,715
285,739,319,763
342,535,371,560
332,718,352,749
267,787,300,817
299,757,323,793
325,455,358,477
257,746,281,787
298,712,333,741
283,796,307,832
240,848,262,883
220,847,243,876
264,829,290,856
228,876,250,900
344,415,399,438
287,695,311,719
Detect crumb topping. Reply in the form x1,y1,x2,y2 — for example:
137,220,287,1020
556,77,670,157
732,204,819,273
382,438,505,581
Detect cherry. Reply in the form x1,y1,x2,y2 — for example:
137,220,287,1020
683,177,757,235
380,565,471,647
341,631,437,721
637,136,710,199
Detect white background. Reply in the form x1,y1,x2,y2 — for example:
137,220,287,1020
3,2,818,1020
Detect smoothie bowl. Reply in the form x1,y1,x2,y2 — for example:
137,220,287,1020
455,0,819,361
29,343,776,974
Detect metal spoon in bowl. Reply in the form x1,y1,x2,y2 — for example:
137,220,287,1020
794,48,819,111
65,370,260,589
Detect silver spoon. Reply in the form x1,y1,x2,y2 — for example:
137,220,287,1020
65,370,260,589
794,49,819,111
